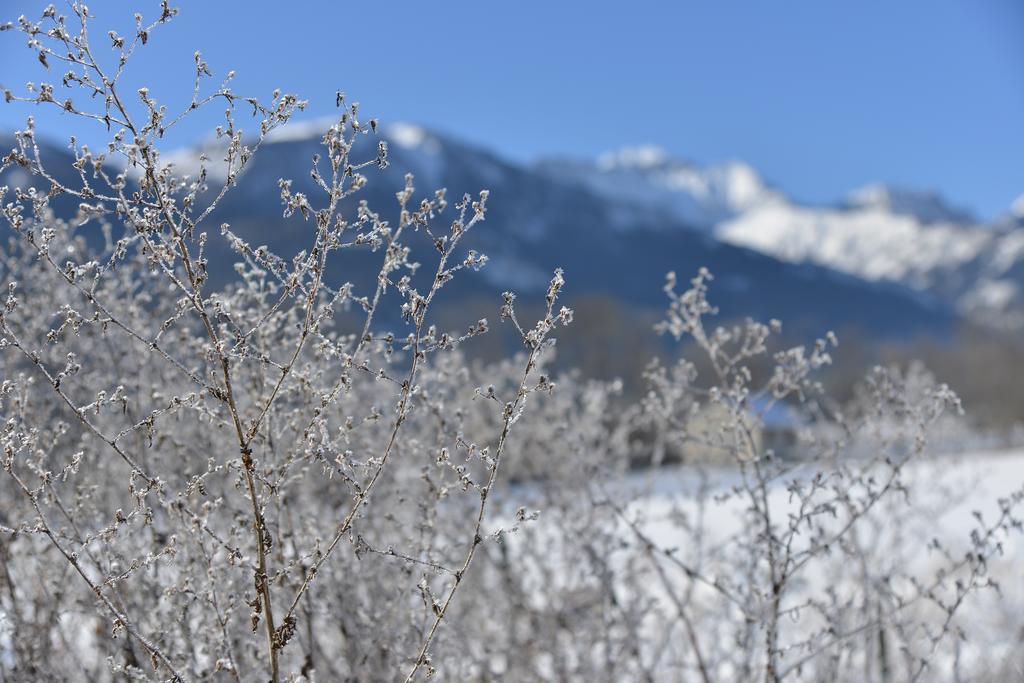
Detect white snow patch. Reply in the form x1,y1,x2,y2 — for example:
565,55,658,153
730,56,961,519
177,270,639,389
496,447,1024,679
159,141,236,184
716,202,992,285
386,122,431,150
989,229,1024,276
264,115,338,143
597,145,670,171
548,151,780,230
1011,193,1024,218
960,279,1019,311
845,183,973,224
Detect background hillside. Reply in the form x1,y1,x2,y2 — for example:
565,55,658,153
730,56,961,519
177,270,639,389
3,123,1023,426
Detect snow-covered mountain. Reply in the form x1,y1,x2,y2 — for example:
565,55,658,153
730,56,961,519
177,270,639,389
540,146,1024,330
538,147,782,231
721,199,1024,330
0,126,983,342
841,184,976,224
162,124,962,337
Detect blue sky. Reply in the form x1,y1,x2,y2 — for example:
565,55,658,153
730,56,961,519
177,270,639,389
1,1,1022,219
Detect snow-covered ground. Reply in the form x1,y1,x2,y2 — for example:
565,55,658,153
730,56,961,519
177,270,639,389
626,446,1023,545
630,448,1023,677
497,447,1024,680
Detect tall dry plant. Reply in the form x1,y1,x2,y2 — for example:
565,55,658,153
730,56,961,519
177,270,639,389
1,4,1021,682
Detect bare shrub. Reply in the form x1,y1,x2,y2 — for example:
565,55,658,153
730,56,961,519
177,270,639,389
0,4,1021,682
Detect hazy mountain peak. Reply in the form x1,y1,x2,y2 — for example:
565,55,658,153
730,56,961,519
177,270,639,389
255,117,440,151
596,145,674,171
844,183,975,225
539,148,779,230
5,122,1020,332
263,116,333,142
385,122,441,153
1010,193,1024,219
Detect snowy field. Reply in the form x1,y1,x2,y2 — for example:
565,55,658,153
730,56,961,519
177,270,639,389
497,447,1024,681
637,447,1022,679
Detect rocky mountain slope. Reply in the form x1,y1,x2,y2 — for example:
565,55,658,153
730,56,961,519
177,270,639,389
2,125,990,342
540,147,1024,330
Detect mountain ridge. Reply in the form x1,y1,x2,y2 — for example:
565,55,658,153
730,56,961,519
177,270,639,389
533,140,1023,330
1,124,995,341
